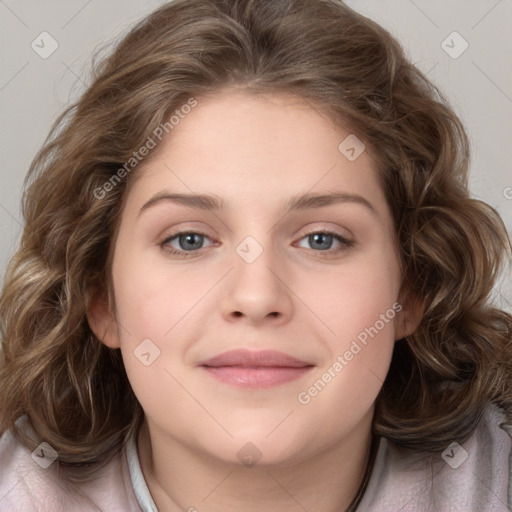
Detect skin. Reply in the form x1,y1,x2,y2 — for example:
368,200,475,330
88,89,422,512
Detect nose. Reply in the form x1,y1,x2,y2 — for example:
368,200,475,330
220,236,294,326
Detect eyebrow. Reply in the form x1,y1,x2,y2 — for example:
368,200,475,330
138,191,378,217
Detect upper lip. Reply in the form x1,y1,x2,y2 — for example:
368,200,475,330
199,349,313,368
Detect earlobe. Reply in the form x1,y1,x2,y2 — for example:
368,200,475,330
85,286,121,349
394,290,425,340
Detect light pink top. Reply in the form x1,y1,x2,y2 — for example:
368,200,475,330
1,404,511,511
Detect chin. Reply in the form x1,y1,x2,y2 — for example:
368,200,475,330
207,429,311,468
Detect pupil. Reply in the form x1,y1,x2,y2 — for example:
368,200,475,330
311,233,332,250
181,233,202,250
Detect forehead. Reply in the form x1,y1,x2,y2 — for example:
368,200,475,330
126,90,387,216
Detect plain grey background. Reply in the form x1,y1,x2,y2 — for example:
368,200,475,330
0,0,511,310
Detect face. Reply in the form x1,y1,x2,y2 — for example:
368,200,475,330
89,89,415,467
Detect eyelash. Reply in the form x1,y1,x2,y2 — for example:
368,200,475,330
159,229,354,258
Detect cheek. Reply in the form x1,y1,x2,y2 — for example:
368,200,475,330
112,250,211,342
296,276,398,442
306,247,401,345
297,246,400,410
112,272,189,428
110,253,211,415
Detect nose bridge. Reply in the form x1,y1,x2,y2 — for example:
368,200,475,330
230,204,282,272
220,229,293,322
233,232,281,289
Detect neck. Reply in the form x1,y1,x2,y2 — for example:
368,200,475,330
137,410,374,512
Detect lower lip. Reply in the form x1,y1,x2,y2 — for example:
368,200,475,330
201,366,314,388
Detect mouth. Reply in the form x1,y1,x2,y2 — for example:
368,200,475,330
198,349,315,388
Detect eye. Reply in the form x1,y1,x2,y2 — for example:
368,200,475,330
159,229,354,258
295,230,354,254
160,231,214,257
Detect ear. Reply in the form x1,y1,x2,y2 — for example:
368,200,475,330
85,285,121,349
394,288,425,340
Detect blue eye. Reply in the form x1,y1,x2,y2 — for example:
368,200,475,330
160,229,354,258
297,231,353,252
161,231,213,256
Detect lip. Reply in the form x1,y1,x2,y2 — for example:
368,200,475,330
199,349,315,388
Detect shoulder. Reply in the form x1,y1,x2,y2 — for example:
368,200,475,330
358,403,512,512
0,429,142,512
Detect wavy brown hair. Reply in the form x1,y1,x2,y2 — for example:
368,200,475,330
1,0,511,474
